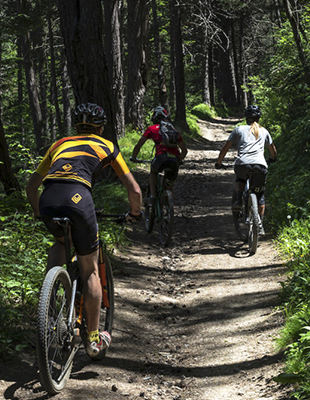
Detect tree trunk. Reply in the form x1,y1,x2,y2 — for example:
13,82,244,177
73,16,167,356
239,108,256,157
282,0,310,81
0,118,21,194
61,55,72,136
202,31,211,107
170,0,188,132
57,0,116,143
209,45,215,106
19,0,46,155
125,0,148,131
214,15,237,107
230,22,241,106
48,5,62,137
151,0,169,113
169,20,176,112
103,0,125,137
17,38,25,144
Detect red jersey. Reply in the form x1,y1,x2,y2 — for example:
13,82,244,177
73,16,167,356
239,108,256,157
143,124,183,158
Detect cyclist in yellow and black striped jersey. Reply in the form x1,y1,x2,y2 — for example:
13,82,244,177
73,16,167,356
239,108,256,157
26,103,142,359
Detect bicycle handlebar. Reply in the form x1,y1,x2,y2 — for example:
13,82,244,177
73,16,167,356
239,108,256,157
130,157,152,164
215,162,234,170
95,209,144,224
95,209,127,224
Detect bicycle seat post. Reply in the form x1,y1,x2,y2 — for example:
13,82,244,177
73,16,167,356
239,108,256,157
63,221,72,268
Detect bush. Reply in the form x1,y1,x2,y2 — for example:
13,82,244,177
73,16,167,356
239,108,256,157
191,103,216,120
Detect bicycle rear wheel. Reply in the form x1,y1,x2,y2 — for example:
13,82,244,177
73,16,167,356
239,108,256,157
37,266,75,394
159,190,174,246
248,193,260,255
232,189,248,242
144,197,155,233
91,253,115,360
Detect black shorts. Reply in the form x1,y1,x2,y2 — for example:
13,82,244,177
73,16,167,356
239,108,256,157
234,164,268,206
39,181,99,256
151,153,180,181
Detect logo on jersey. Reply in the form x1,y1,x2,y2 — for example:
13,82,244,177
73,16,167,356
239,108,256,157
63,163,72,171
71,193,82,204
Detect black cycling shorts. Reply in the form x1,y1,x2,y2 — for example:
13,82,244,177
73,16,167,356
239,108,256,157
39,181,99,256
234,164,268,206
151,153,180,181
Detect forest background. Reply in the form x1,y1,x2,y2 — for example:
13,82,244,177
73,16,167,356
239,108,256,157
1,0,310,398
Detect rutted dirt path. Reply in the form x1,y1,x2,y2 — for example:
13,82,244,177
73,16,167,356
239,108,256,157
0,118,293,400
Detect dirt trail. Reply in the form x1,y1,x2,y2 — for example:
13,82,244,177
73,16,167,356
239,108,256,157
0,118,293,400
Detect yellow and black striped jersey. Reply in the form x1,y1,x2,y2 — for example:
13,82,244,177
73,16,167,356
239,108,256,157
36,134,130,188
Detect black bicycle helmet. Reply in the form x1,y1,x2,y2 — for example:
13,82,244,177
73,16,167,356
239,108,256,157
245,105,261,119
151,106,169,123
74,103,107,127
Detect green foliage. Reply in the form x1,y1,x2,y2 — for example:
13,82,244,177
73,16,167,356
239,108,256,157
274,219,310,396
185,113,201,139
191,103,216,120
119,127,155,163
0,193,53,357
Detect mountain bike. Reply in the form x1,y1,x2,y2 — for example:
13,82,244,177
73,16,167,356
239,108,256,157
232,177,263,255
130,157,174,246
36,211,124,394
216,163,263,255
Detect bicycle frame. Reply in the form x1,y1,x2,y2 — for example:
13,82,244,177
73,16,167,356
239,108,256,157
52,218,80,334
153,173,167,221
232,176,263,254
130,157,174,246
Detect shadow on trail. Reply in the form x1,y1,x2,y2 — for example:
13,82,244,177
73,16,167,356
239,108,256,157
103,351,284,382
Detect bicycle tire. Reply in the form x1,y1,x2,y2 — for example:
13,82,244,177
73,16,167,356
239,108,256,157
90,253,115,361
144,196,155,233
232,189,248,242
37,266,74,394
248,193,259,255
159,190,174,246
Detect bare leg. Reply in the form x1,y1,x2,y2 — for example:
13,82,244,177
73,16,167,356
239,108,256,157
258,204,265,216
78,250,101,332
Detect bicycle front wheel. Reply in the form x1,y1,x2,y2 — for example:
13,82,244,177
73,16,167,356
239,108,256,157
92,253,115,361
37,266,74,394
248,193,260,255
159,190,174,246
232,189,248,242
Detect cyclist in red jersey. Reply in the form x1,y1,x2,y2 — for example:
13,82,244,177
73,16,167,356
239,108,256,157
26,103,142,358
131,106,187,201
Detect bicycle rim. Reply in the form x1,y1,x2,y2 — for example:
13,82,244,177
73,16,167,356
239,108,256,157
37,267,75,394
159,190,174,246
90,254,115,361
248,193,259,255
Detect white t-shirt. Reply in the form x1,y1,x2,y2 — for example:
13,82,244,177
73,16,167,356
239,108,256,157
228,125,273,168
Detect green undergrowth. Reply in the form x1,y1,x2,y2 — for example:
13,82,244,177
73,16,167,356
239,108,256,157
274,218,310,397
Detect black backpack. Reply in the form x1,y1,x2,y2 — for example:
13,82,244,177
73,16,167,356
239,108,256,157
159,121,180,147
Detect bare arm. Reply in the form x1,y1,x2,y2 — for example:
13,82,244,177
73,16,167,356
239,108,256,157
131,136,148,160
178,141,188,161
119,172,142,216
268,142,277,160
26,172,43,217
215,140,233,165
